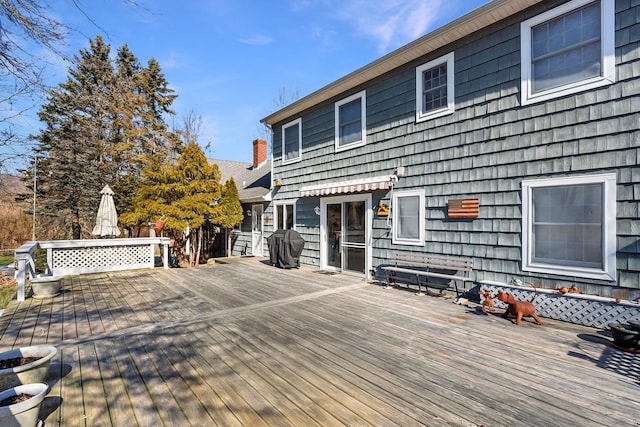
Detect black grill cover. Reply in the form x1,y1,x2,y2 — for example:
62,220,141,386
267,229,305,269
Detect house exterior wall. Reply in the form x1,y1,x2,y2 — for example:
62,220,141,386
230,203,268,257
230,210,252,256
269,0,640,299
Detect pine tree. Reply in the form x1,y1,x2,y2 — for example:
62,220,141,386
32,35,115,239
138,58,180,157
30,36,181,239
217,178,243,257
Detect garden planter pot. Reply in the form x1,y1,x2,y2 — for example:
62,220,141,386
29,276,62,299
0,345,57,390
0,383,48,427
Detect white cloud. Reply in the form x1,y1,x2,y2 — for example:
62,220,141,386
238,35,274,46
333,0,442,52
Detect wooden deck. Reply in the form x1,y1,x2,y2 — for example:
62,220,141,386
0,257,638,426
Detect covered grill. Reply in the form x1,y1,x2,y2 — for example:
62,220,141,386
267,229,305,269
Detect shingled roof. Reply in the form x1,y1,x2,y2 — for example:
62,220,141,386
211,158,272,203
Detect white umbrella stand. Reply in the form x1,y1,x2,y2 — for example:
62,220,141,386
91,184,121,237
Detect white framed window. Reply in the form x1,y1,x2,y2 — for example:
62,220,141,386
335,90,366,152
416,52,455,122
521,0,615,105
521,173,617,281
392,189,425,246
282,118,302,164
275,200,296,230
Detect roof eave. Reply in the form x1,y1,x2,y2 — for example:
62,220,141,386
240,191,273,204
260,0,543,126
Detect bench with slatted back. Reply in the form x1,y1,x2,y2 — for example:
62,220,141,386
382,252,474,296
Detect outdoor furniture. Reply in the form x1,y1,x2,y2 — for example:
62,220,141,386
381,252,473,296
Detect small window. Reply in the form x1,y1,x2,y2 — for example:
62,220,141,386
335,90,366,152
521,0,614,105
282,118,302,164
415,52,455,122
275,201,295,230
521,173,616,281
392,189,425,246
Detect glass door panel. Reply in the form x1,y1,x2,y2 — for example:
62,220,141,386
326,203,342,268
342,201,366,274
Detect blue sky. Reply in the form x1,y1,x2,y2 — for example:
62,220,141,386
9,0,488,169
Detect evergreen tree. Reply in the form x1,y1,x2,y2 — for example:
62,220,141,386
217,178,243,257
30,36,180,239
32,35,115,239
139,58,180,157
123,142,221,267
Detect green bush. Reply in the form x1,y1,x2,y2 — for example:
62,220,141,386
35,249,47,274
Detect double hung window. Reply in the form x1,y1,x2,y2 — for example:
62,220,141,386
335,90,366,151
415,52,455,122
521,0,614,104
282,118,302,164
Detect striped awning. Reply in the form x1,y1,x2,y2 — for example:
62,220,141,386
299,175,394,197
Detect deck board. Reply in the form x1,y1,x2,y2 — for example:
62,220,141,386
0,257,638,426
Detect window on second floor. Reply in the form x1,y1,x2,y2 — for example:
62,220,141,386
282,118,302,164
275,201,295,230
392,189,425,246
521,0,614,105
415,52,455,122
521,173,617,281
335,90,366,152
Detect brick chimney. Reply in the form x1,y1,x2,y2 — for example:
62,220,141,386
253,138,267,169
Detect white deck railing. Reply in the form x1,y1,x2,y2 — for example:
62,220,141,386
14,238,170,301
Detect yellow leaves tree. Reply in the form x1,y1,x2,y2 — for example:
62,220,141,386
121,142,221,267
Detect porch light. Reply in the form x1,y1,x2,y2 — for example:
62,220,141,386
246,210,252,217
273,179,282,187
314,206,321,216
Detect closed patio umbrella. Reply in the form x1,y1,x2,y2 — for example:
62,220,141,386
91,184,121,237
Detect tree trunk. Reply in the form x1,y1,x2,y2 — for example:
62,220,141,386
72,209,81,239
194,227,202,267
171,231,190,268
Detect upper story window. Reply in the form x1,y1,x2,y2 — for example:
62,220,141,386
415,52,455,122
521,173,617,281
521,0,614,105
392,189,425,246
335,90,366,152
282,118,302,164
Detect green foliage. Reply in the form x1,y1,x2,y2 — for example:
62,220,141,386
218,177,243,257
35,249,47,274
122,142,221,266
29,35,179,239
126,142,220,229
217,177,243,230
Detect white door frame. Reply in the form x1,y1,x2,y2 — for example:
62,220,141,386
251,204,264,256
319,194,372,278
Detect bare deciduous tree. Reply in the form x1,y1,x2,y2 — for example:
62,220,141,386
0,0,149,172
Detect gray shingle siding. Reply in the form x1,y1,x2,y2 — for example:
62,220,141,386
269,0,640,299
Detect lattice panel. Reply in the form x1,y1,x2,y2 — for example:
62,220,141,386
53,245,151,270
481,284,640,329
